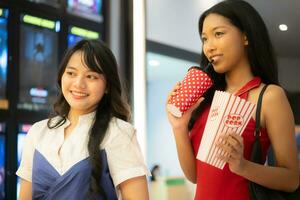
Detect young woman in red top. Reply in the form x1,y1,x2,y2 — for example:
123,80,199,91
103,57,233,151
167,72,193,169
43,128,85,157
167,0,299,199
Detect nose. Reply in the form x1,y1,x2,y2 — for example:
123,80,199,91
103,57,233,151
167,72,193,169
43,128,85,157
73,76,86,89
203,38,217,54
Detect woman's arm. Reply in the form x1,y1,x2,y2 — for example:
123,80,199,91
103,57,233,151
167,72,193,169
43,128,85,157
220,85,299,192
119,175,149,200
19,179,32,200
166,83,204,183
244,85,299,191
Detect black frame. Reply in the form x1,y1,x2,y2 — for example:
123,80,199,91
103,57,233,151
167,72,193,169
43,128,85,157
147,40,201,63
287,92,300,124
0,1,108,199
145,41,202,87
119,0,133,104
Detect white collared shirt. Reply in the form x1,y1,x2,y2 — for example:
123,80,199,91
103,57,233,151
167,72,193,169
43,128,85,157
16,112,149,198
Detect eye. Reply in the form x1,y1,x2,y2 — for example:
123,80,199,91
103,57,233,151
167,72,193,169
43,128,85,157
215,31,224,37
66,71,75,76
201,36,207,43
87,74,99,80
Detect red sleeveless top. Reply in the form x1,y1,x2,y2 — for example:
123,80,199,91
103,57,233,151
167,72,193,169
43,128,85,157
190,77,270,200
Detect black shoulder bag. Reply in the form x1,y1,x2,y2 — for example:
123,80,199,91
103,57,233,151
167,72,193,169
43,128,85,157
249,84,300,200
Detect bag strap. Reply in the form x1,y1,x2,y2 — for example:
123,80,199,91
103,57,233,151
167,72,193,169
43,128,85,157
254,85,268,137
250,85,268,164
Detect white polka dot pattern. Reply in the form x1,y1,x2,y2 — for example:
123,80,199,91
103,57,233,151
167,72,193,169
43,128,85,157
167,68,213,117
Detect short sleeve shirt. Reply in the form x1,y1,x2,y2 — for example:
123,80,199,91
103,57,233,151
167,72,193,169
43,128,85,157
16,112,149,199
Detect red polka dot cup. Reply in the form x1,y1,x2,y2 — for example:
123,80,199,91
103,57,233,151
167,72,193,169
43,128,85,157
167,67,213,117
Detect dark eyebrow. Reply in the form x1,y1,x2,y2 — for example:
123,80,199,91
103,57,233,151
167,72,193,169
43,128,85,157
65,66,77,70
66,66,99,73
202,25,228,35
212,26,227,31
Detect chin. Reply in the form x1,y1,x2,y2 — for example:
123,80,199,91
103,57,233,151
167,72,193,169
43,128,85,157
212,64,228,74
212,67,225,74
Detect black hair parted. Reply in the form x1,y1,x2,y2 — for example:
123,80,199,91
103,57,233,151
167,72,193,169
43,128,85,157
189,0,279,130
47,39,131,199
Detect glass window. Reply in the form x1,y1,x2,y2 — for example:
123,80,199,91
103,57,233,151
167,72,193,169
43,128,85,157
146,51,198,176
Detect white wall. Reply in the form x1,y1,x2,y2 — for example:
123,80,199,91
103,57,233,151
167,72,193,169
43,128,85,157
146,0,220,53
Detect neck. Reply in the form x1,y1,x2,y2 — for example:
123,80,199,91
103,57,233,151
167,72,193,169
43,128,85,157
225,61,254,93
67,106,97,124
67,110,79,125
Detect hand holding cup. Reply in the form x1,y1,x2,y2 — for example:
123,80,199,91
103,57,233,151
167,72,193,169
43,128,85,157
167,66,213,117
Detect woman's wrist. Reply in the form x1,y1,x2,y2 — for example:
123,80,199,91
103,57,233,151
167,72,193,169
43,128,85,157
172,127,189,136
234,159,250,177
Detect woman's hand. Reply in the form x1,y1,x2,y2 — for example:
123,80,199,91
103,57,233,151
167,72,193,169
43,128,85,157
216,132,246,175
166,82,204,132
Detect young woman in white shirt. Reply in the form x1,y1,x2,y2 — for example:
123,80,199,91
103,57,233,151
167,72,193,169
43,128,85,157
17,39,149,200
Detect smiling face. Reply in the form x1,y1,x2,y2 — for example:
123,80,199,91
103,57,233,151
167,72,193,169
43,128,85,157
201,13,249,74
61,51,106,116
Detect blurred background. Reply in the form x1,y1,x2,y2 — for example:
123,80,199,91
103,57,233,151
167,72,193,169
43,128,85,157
0,0,299,199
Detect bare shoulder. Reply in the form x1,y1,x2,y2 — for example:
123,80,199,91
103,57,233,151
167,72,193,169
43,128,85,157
263,84,287,103
258,84,292,129
262,84,293,124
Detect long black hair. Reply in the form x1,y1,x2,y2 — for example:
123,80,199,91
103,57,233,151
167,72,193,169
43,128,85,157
189,0,278,130
47,39,131,199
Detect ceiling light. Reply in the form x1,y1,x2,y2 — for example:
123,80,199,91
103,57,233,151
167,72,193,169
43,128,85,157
148,60,160,66
279,24,288,31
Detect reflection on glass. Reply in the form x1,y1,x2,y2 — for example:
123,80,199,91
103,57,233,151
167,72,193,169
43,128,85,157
0,123,6,199
68,26,99,48
18,15,59,111
67,0,103,22
0,9,8,109
27,0,61,8
17,124,32,199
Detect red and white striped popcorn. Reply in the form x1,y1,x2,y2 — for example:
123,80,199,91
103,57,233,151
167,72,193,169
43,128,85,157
197,91,256,169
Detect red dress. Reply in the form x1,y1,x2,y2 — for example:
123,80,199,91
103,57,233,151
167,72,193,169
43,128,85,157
190,77,270,200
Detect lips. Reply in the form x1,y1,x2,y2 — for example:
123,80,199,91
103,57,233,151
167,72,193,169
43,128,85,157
209,54,222,62
70,90,88,98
